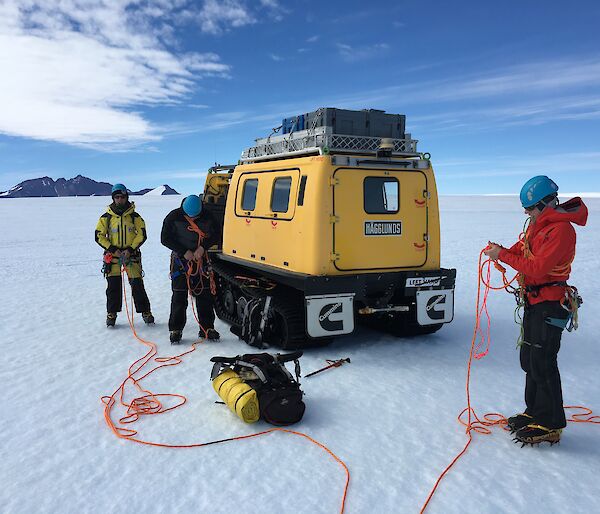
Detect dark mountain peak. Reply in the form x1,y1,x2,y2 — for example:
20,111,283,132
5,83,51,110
162,185,179,195
1,175,179,198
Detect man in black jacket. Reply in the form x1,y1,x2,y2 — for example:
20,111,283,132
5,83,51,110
161,194,221,343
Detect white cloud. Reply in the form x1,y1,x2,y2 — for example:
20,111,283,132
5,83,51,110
405,94,600,135
197,0,256,34
194,0,285,34
289,57,600,133
260,0,280,7
336,42,389,62
0,1,234,149
430,59,600,102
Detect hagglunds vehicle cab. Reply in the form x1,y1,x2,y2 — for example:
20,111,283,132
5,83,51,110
202,108,456,348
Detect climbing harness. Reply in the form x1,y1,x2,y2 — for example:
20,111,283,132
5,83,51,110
305,358,351,378
183,214,218,296
101,249,144,277
498,218,583,346
101,252,113,276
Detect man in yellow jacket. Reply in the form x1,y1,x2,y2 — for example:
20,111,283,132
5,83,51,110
95,183,154,327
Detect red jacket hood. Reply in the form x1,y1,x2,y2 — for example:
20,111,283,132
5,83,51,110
533,197,588,232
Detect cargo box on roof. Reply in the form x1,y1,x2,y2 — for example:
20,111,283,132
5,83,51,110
282,114,305,134
367,109,405,138
286,108,406,139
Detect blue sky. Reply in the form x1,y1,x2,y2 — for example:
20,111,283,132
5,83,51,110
1,0,599,195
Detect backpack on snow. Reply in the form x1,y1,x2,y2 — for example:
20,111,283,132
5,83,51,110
210,351,305,426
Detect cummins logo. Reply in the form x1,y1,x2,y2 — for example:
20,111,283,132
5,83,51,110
306,294,354,338
426,295,446,320
319,302,344,331
364,221,402,236
416,289,454,326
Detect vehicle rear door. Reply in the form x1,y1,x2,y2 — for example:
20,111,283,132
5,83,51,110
332,167,428,271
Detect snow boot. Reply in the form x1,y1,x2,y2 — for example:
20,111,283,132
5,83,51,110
170,330,182,344
106,312,117,327
203,328,221,341
142,311,155,324
507,413,533,433
514,424,562,446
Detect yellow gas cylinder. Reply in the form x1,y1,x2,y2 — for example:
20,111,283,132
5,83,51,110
212,369,260,423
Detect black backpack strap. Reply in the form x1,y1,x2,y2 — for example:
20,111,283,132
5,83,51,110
235,361,269,383
294,359,301,383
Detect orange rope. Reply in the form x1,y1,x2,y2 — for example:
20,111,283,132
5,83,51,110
420,248,597,513
101,265,349,513
519,219,574,278
183,213,217,308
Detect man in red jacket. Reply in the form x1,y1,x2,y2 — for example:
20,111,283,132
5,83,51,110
484,176,588,445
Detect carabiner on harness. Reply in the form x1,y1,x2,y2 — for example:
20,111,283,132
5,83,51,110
545,285,582,332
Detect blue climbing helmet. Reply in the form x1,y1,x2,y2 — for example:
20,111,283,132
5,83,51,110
111,183,128,197
182,194,202,217
519,175,559,209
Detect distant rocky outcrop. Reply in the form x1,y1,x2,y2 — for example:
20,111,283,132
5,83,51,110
132,185,179,196
0,175,179,198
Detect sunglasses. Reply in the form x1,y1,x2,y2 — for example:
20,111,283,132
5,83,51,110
113,194,127,200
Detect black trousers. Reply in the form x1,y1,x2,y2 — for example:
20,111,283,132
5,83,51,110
106,276,151,314
168,255,215,332
520,301,569,429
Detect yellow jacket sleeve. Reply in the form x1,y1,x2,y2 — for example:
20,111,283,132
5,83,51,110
95,215,112,250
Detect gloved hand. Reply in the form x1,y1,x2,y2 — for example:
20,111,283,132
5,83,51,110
483,242,502,260
122,248,131,262
193,246,205,261
184,250,194,261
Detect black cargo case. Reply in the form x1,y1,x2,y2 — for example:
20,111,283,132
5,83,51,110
283,108,405,139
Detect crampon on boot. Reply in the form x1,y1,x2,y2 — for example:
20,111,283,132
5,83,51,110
170,330,182,344
201,328,221,341
507,413,533,433
106,313,117,327
514,424,562,446
142,312,155,324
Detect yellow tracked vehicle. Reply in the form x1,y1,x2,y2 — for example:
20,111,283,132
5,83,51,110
202,108,456,348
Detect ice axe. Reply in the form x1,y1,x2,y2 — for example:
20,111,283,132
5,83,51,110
305,358,351,378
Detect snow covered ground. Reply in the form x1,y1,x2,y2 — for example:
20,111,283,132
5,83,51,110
1,195,598,514
144,185,167,195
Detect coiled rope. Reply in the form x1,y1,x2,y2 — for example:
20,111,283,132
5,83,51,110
101,265,349,513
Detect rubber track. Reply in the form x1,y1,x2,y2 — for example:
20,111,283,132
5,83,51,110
211,259,310,349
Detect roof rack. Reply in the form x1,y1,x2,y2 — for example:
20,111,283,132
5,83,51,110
240,126,419,163
208,164,236,174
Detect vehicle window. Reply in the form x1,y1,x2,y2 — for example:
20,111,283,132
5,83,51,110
364,177,399,214
298,175,307,206
241,178,258,211
271,177,292,213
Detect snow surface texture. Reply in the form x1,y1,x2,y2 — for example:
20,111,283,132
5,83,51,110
1,196,598,514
